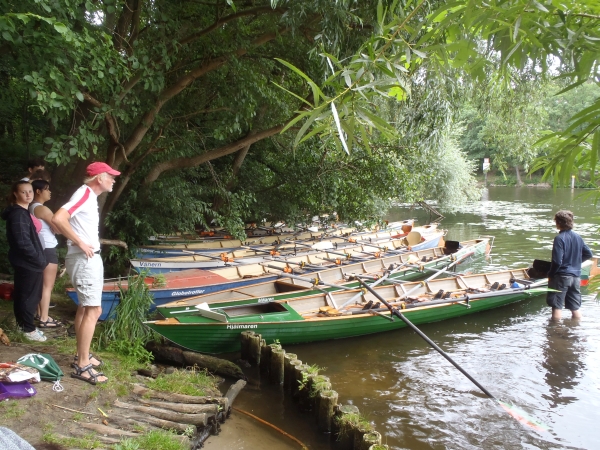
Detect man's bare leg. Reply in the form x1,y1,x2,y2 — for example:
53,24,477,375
75,306,107,382
571,309,582,319
74,304,84,334
551,307,562,321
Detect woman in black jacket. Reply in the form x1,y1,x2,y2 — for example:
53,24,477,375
1,181,48,341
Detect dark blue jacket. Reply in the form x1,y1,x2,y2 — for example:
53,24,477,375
548,229,593,278
1,205,47,272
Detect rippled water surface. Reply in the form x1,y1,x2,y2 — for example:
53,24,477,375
231,187,600,450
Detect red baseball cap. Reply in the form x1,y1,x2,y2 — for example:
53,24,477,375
86,162,121,177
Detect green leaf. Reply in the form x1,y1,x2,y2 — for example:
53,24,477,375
53,22,68,34
75,91,84,102
280,111,311,134
331,102,350,155
531,1,549,13
275,58,325,105
513,16,521,42
293,111,319,148
271,82,312,107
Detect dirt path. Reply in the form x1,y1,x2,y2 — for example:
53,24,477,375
1,341,119,448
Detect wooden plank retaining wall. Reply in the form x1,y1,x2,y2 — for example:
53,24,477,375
241,330,387,450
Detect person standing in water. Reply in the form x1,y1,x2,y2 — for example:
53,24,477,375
546,210,593,320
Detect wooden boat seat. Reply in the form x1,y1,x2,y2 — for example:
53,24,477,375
220,302,288,317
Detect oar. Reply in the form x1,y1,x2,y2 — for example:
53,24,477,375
239,245,300,258
340,252,471,310
280,239,359,260
335,236,391,251
357,278,549,431
181,249,235,263
260,260,324,271
276,272,356,292
338,254,421,310
348,286,552,314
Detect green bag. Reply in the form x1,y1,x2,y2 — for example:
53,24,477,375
17,353,64,391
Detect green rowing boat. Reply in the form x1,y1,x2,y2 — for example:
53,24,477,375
155,238,492,318
144,265,545,354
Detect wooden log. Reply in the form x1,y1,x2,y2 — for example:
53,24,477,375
182,350,246,380
311,375,331,412
362,431,382,450
146,341,246,379
317,389,338,433
136,398,219,415
240,331,253,360
118,412,193,434
333,404,359,448
114,399,207,427
146,341,187,366
248,332,262,365
269,347,285,385
191,425,212,450
298,370,315,412
79,423,139,438
225,379,247,414
259,339,270,375
353,423,370,450
282,353,297,390
132,384,228,408
292,364,309,399
286,359,302,392
105,415,162,432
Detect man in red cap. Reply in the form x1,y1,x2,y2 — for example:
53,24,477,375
52,162,120,385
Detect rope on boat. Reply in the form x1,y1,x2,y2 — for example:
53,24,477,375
232,406,308,450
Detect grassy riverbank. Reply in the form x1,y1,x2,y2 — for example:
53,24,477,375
0,288,223,449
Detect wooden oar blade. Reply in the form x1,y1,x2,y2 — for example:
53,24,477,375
497,400,549,432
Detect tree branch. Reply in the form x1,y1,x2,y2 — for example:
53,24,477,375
118,6,286,102
142,123,285,186
102,120,172,217
116,27,287,166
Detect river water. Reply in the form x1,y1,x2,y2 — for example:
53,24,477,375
227,187,600,450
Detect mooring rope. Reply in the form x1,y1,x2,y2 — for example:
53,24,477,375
232,406,308,450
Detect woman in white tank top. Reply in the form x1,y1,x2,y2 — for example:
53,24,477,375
30,180,62,328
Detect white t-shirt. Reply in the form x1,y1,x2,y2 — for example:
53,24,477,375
29,202,58,249
61,185,100,255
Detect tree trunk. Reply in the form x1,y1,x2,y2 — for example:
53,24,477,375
515,165,522,186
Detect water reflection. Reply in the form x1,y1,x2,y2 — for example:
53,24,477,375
542,321,585,408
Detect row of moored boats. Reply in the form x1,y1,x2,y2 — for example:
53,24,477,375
66,220,599,353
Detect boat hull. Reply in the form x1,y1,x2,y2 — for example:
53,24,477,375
145,290,539,354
